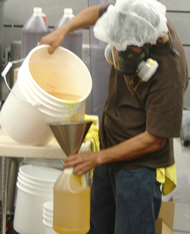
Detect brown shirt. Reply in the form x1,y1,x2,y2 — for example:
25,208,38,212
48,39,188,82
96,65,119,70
98,4,189,168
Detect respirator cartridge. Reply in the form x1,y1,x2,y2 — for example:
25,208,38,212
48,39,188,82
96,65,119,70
105,44,159,82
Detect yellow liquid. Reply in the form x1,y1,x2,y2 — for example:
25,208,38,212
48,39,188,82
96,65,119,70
47,92,81,123
53,172,90,234
47,92,81,100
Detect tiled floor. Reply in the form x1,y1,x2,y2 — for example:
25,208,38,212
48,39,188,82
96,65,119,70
174,231,190,234
1,213,189,234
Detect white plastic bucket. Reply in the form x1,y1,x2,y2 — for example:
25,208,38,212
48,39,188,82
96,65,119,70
13,165,62,234
43,213,53,222
0,82,53,145
44,200,53,213
43,202,53,219
17,176,53,193
43,201,59,234
19,165,62,184
43,219,58,234
43,208,53,217
43,201,54,217
1,45,92,145
14,182,53,234
16,181,53,197
18,172,54,188
18,44,92,119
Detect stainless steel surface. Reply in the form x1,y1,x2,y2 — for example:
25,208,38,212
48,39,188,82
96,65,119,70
1,157,7,234
6,159,18,214
0,1,5,100
49,120,92,156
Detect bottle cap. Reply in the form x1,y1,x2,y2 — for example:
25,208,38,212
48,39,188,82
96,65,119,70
64,8,73,15
34,7,42,15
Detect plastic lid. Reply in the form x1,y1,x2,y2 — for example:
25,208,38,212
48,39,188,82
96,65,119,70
33,7,42,15
64,8,73,15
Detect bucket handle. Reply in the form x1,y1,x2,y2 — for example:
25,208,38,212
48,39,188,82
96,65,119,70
1,59,41,107
1,59,25,93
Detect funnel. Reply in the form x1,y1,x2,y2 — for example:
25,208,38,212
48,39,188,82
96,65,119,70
48,121,93,156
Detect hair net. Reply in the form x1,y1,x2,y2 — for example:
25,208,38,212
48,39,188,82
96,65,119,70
93,0,168,51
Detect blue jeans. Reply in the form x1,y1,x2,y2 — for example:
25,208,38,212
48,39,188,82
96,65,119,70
88,164,162,234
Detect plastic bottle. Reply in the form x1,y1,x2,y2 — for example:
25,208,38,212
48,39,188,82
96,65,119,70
21,7,50,58
53,167,90,234
54,8,83,59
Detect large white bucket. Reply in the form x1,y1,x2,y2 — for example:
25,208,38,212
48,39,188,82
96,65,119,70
0,82,53,145
13,165,62,234
19,164,62,184
0,45,92,145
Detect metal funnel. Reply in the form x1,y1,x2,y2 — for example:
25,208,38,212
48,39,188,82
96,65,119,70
48,121,93,156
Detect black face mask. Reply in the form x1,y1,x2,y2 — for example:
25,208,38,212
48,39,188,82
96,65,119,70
105,43,159,81
111,44,150,75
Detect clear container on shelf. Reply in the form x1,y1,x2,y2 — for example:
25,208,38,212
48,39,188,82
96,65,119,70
21,7,50,58
54,8,83,59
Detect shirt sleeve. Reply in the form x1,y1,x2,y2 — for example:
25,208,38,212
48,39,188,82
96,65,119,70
99,4,112,17
146,20,188,139
146,81,185,138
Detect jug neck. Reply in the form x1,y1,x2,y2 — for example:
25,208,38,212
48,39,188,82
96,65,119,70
63,8,74,17
33,7,42,16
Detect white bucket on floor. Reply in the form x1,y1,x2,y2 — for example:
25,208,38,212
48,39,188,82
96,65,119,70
43,201,54,217
44,200,53,212
17,176,53,193
1,45,92,145
13,165,62,234
43,213,53,222
43,208,53,217
19,164,62,184
43,219,58,234
18,172,54,189
43,201,58,234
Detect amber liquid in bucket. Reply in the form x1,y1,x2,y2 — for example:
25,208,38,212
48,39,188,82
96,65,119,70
29,63,84,121
53,169,90,234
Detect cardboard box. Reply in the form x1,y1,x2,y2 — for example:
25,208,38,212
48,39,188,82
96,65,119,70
156,201,175,234
156,218,173,234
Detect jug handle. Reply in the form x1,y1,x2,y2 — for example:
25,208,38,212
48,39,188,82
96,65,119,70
81,174,87,188
66,167,88,188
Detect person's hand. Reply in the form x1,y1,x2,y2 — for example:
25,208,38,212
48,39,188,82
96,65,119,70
64,152,100,176
39,28,65,54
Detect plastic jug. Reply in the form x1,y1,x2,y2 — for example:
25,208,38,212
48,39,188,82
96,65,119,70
53,167,90,234
21,7,50,58
54,8,83,59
